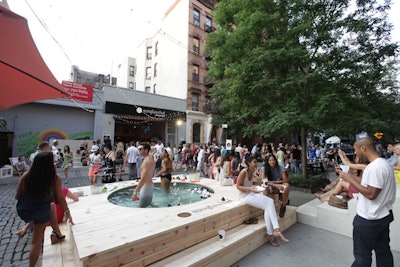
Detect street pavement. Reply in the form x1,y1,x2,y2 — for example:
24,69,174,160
0,168,399,267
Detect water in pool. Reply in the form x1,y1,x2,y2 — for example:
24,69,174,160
108,182,214,208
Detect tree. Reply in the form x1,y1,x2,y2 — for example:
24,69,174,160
206,0,399,177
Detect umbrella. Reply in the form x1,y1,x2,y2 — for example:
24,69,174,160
0,6,70,110
325,136,341,144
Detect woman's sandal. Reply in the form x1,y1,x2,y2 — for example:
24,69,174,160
267,235,279,247
243,217,258,224
50,231,66,245
273,231,289,243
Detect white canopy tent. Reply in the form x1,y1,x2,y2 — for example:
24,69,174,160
325,136,341,144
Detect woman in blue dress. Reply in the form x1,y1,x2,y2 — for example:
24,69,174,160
15,152,74,267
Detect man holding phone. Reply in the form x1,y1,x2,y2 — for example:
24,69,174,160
338,137,396,267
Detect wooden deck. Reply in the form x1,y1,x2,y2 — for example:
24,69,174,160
42,176,297,266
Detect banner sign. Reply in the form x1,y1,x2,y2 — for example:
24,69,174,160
62,81,93,102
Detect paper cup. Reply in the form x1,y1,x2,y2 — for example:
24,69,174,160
339,165,349,174
218,229,226,241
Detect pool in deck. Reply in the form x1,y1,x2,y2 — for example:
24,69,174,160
66,176,261,266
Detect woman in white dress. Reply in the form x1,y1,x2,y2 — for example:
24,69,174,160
236,156,289,247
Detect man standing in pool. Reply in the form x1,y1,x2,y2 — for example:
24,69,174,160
132,143,156,207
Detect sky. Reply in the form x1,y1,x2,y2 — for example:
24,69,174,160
7,0,176,82
6,0,400,83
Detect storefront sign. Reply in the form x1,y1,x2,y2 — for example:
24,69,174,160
141,108,165,118
62,81,93,102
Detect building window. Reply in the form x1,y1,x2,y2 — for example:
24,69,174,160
146,46,152,59
193,123,201,143
129,82,134,89
154,63,158,77
145,86,150,93
205,17,212,28
192,93,199,111
129,66,135,77
205,17,212,31
153,84,157,94
204,17,215,32
155,42,159,56
146,67,152,80
193,9,200,26
192,64,199,82
193,37,200,55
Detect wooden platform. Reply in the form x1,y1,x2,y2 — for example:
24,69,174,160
41,177,297,266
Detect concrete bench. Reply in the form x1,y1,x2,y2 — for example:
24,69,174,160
297,184,400,252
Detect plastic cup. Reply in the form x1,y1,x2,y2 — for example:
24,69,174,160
339,165,349,174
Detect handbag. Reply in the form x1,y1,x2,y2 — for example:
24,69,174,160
328,195,348,209
220,176,234,186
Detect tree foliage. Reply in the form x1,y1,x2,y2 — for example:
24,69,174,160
206,0,399,140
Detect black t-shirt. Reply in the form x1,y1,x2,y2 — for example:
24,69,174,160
291,148,301,160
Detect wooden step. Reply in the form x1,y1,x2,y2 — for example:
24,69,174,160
42,223,77,267
148,206,297,267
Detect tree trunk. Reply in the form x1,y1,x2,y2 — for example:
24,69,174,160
301,126,308,179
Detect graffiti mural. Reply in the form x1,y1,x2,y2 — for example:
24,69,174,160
16,129,93,157
17,131,39,158
39,128,68,142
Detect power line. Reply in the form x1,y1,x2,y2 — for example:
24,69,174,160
24,0,72,65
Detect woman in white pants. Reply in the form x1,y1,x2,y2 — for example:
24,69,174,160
236,156,289,247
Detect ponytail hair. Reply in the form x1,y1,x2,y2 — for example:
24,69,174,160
245,156,257,167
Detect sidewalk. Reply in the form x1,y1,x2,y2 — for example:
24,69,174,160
0,168,398,267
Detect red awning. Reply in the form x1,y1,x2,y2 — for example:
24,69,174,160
0,6,70,110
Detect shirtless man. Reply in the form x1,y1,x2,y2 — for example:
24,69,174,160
132,143,156,207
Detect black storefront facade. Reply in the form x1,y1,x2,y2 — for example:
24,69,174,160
103,86,187,146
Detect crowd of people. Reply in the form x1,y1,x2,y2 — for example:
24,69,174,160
12,137,399,266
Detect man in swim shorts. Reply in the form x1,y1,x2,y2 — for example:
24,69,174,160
132,143,156,207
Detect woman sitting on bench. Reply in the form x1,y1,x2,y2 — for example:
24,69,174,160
236,156,289,247
261,154,291,218
12,156,29,175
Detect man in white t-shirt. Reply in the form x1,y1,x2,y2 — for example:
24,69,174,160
235,144,243,159
196,145,206,177
154,140,163,157
125,141,139,180
339,137,396,267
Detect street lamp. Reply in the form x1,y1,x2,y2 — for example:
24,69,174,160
176,120,182,146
